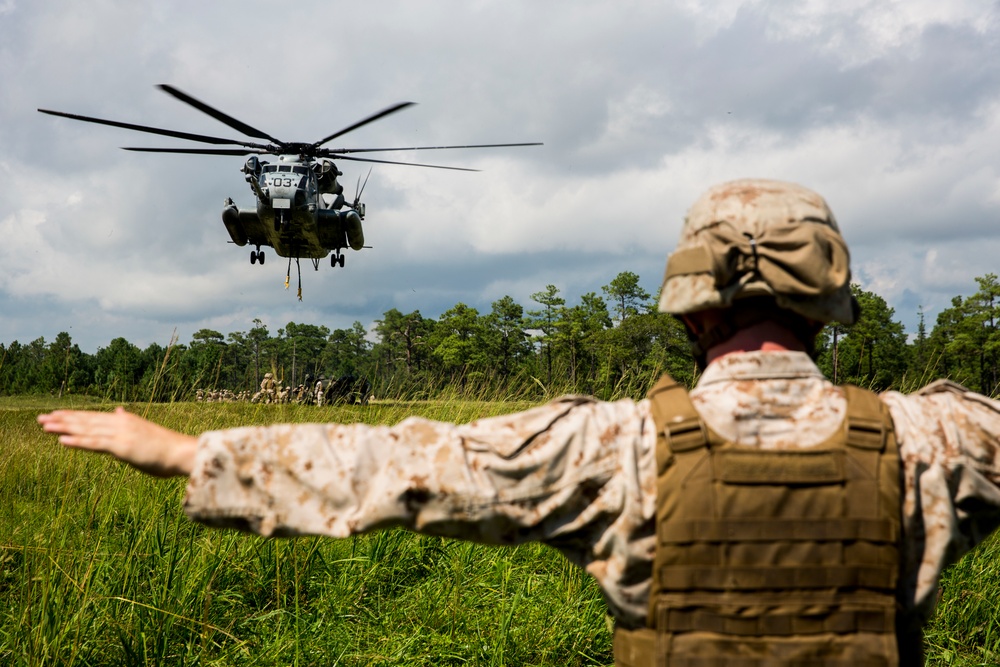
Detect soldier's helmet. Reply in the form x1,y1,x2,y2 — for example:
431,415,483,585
659,178,858,326
264,372,273,379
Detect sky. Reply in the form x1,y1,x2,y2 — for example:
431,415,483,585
1,0,998,352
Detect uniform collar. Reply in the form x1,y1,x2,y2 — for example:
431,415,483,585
696,350,826,387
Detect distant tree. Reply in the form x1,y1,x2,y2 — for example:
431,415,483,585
373,309,434,375
925,273,1000,395
906,306,932,388
482,296,531,378
431,303,486,383
41,332,87,396
140,339,189,401
185,329,226,390
643,309,696,389
94,337,143,400
247,319,270,387
282,322,331,385
973,273,1000,395
528,285,565,387
324,322,371,379
225,330,254,390
816,285,908,391
558,292,611,390
602,271,651,324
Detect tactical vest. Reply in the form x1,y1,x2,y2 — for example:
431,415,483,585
614,375,902,667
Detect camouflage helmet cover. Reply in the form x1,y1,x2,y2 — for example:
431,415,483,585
658,178,858,325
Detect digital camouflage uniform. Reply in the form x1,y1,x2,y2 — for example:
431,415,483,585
182,180,1000,664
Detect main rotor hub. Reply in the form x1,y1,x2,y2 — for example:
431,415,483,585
283,143,317,158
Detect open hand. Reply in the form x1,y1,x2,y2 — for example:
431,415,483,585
38,407,197,478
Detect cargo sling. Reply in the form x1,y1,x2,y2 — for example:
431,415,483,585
614,375,902,667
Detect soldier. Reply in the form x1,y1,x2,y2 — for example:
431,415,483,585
260,372,276,404
38,179,1000,665
303,374,315,405
315,375,326,407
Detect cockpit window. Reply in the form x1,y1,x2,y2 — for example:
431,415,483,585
292,166,309,175
279,165,292,172
263,165,277,173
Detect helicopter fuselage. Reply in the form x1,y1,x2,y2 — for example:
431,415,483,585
221,155,364,263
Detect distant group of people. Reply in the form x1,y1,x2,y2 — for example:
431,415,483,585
195,388,251,403
204,372,372,406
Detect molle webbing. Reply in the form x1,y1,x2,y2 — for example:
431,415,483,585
615,374,902,667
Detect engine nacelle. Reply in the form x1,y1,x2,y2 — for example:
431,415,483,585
341,209,364,250
243,156,261,174
222,202,248,246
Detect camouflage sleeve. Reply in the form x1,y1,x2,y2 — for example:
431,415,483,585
183,396,657,617
881,380,1000,620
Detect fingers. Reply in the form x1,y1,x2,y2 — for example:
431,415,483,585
38,409,126,453
38,407,198,478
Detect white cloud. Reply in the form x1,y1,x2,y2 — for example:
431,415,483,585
2,0,999,350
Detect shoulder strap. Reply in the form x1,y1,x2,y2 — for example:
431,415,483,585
842,384,890,451
648,374,709,452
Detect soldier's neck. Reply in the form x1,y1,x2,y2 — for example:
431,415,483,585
705,321,810,365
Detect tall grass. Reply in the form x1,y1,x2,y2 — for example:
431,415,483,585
3,397,999,665
0,399,609,666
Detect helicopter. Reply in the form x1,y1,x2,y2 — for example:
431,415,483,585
38,85,541,298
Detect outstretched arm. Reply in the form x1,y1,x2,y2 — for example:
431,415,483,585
38,407,197,478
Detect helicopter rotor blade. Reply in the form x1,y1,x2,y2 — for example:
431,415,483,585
37,108,271,149
352,167,373,207
158,85,282,143
122,147,267,155
312,102,416,148
325,153,479,172
329,142,543,154
358,167,372,200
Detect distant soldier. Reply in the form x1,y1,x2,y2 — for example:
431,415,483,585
302,375,315,405
260,372,276,404
315,376,326,407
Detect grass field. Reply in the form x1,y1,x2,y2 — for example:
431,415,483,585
1,397,998,666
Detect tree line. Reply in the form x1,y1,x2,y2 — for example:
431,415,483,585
2,272,998,401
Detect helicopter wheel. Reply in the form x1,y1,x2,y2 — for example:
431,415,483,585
338,254,345,267
250,251,257,265
258,250,265,265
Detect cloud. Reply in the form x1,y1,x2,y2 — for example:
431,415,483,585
1,0,999,352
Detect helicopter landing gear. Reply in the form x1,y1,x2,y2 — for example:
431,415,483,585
331,252,345,268
251,248,264,265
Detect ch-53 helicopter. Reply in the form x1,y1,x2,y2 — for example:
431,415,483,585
38,85,541,298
